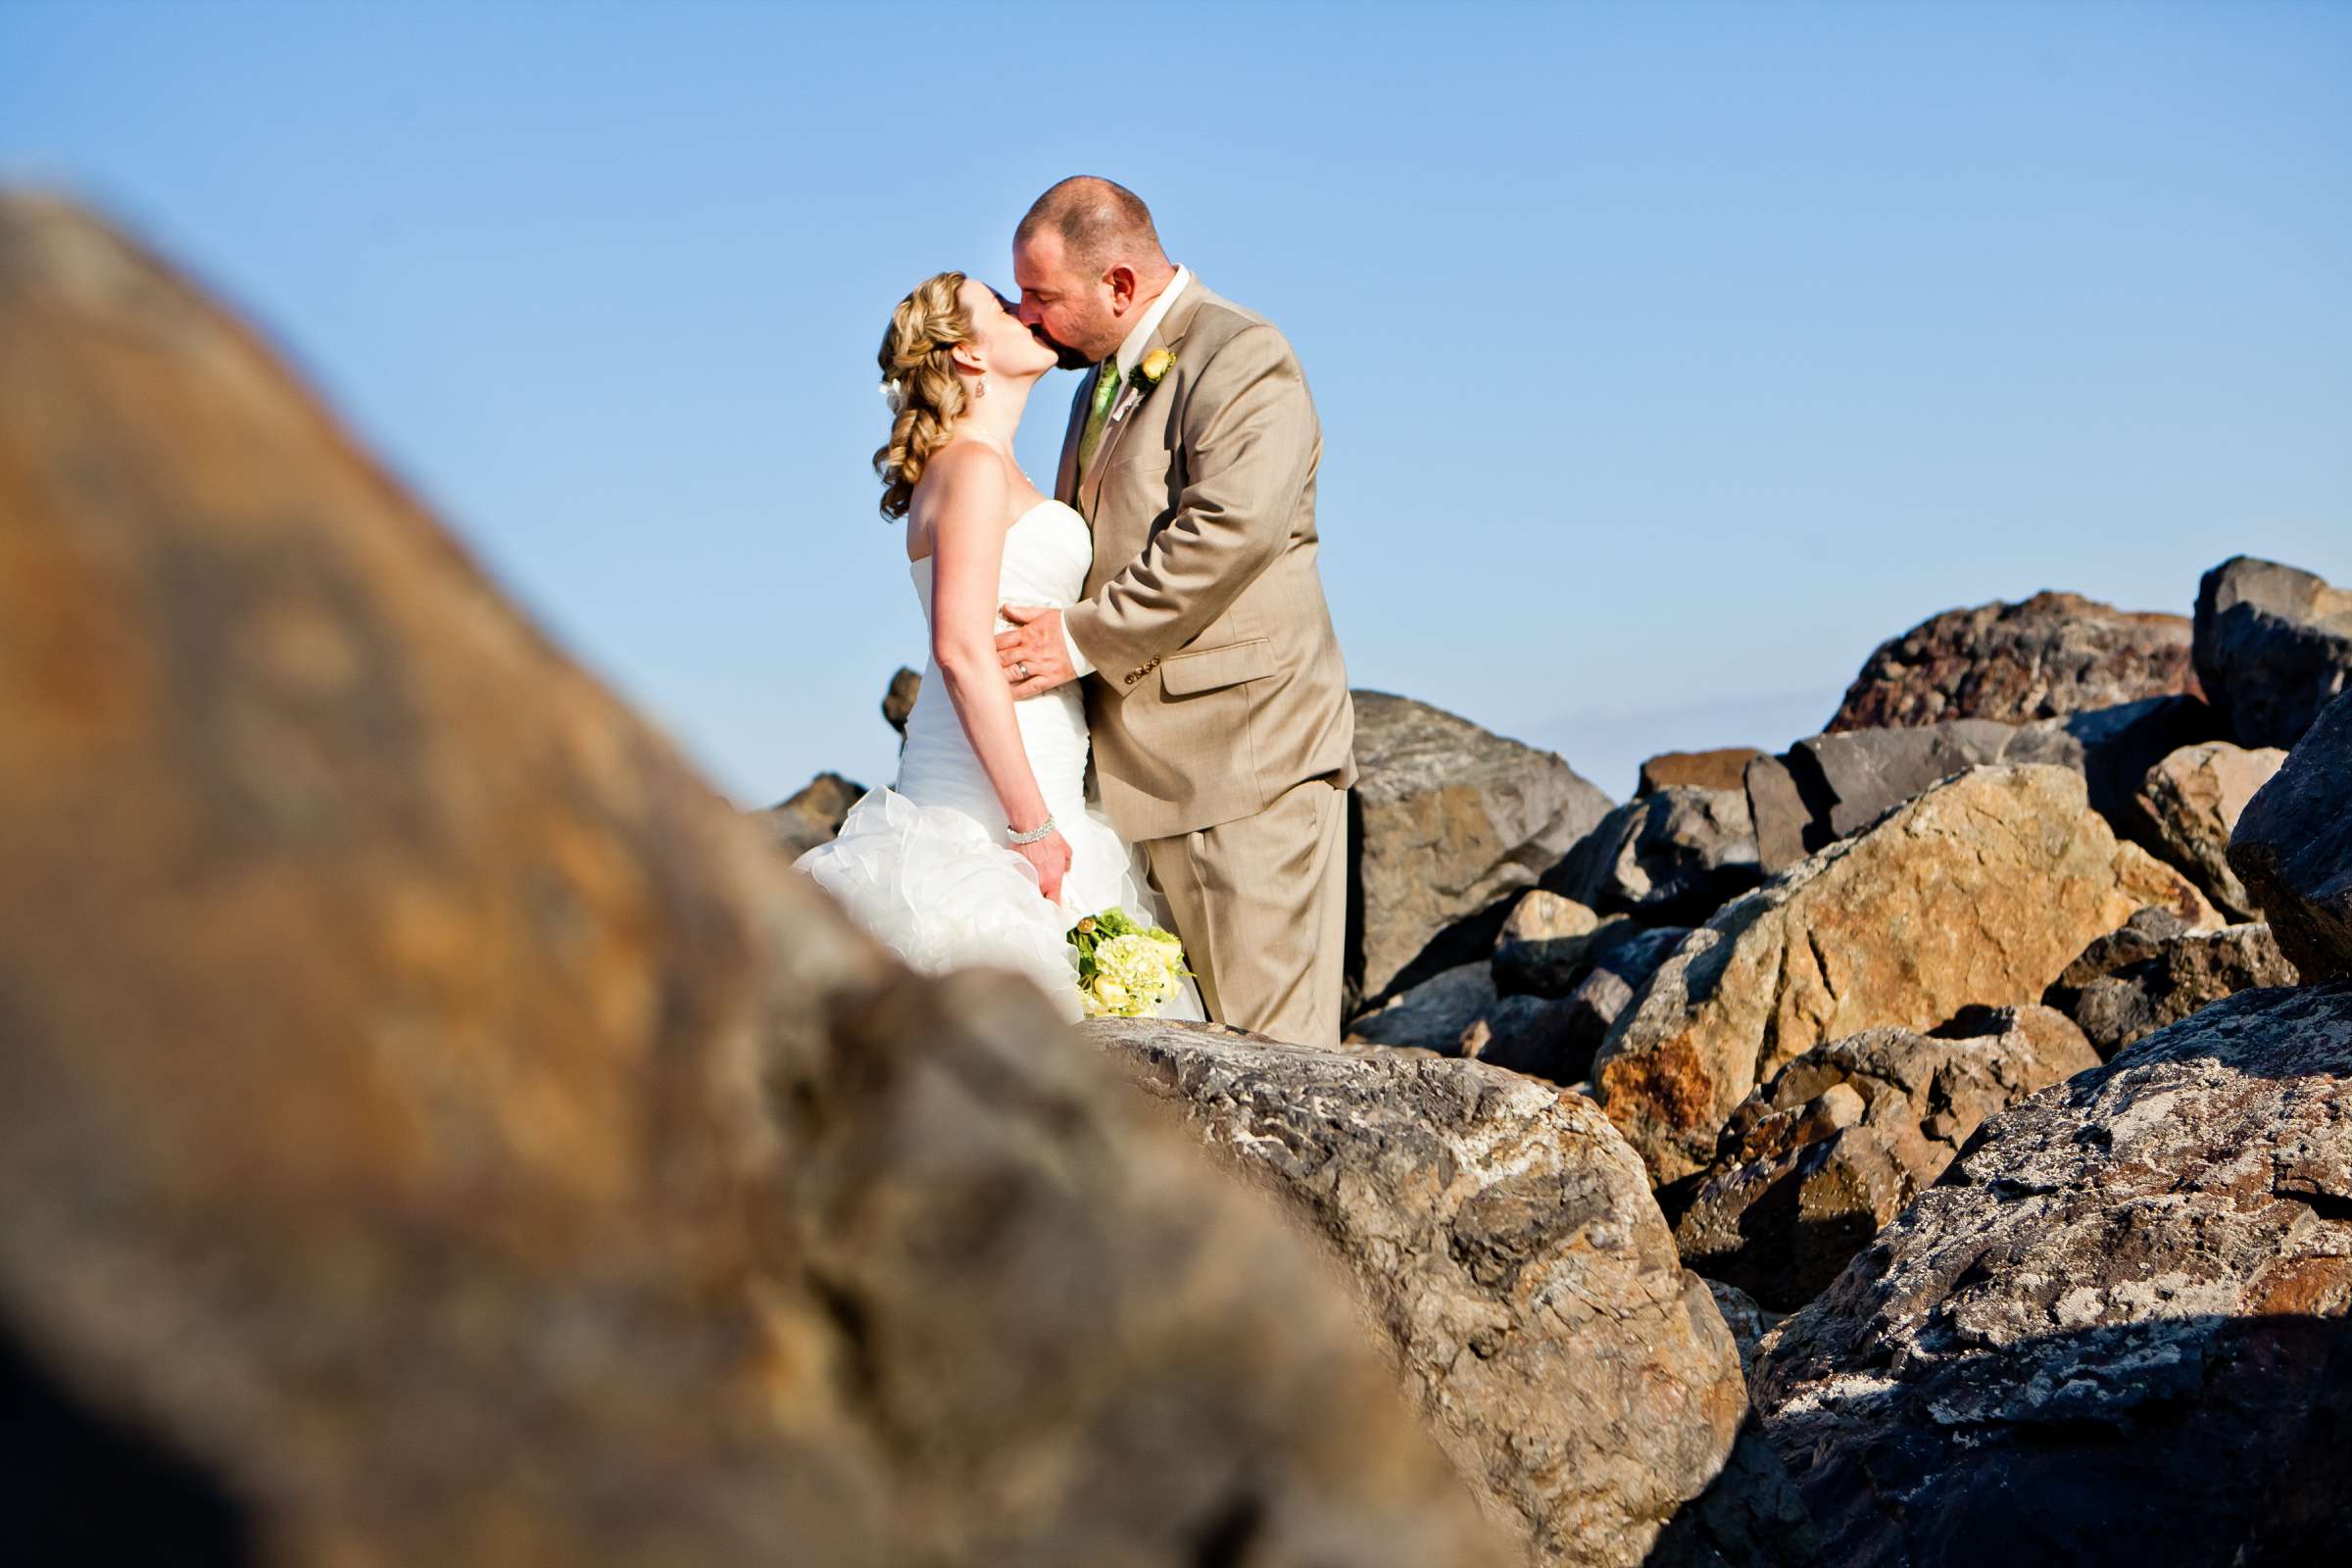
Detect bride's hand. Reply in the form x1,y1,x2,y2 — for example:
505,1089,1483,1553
1012,828,1072,906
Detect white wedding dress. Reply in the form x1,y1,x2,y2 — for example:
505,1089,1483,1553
796,499,1203,1023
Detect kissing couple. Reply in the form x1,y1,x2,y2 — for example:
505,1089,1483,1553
798,176,1355,1046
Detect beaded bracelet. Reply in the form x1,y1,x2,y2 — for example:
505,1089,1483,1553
1005,814,1056,846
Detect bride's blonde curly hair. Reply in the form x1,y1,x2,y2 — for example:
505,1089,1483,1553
874,270,977,520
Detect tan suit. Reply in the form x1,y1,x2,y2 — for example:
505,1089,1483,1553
1057,280,1355,1046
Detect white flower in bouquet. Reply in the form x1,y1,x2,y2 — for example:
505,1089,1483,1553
1068,906,1191,1019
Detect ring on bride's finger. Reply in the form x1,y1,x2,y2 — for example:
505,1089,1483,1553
1016,662,1031,679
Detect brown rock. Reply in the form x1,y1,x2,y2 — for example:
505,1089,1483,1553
0,192,1512,1568
760,769,866,857
1753,981,2352,1568
2230,688,2352,982
881,664,920,737
1826,589,2198,733
1674,1007,2098,1309
2045,913,2302,1057
1095,1019,1788,1568
1639,748,1765,796
1592,765,2216,1183
2136,740,2286,919
1350,691,1614,1005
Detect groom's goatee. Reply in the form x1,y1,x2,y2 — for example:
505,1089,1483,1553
1052,340,1092,372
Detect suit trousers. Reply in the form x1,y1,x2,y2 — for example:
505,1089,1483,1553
1139,776,1348,1048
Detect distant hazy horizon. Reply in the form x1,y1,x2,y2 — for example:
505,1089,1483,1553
5,1,2345,809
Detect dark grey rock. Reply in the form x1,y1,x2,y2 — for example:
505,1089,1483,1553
1746,698,2220,873
1753,981,2352,1568
2194,555,2352,750
2044,915,2301,1057
1544,787,1761,926
2230,688,2352,982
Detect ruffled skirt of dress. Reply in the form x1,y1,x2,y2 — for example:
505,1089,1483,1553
794,786,1203,1025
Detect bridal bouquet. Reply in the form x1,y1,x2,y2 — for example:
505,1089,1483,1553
1067,906,1189,1018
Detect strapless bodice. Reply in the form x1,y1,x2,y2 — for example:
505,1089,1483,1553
907,498,1092,624
898,500,1094,831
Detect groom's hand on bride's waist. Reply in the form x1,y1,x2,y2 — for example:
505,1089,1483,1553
996,604,1080,699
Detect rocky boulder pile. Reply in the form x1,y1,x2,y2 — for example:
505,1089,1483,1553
1592,764,2211,1183
1670,1006,2097,1309
0,192,1516,1568
1348,691,1614,1006
1743,698,2217,874
1752,981,2352,1565
1826,589,2198,732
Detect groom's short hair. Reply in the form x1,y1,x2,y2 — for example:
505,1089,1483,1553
1017,176,1164,270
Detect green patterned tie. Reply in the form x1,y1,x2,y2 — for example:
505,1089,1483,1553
1077,357,1123,473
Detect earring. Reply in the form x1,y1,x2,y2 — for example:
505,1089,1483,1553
976,376,988,399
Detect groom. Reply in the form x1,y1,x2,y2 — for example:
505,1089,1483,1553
995,176,1356,1047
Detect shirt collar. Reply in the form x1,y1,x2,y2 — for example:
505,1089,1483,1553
1113,265,1190,380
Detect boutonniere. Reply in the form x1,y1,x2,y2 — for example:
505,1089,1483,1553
1109,348,1177,421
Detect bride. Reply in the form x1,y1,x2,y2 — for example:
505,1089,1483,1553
796,271,1200,1023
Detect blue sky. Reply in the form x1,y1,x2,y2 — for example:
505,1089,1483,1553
5,1,2347,804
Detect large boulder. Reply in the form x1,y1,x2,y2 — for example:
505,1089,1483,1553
0,193,1513,1568
1544,786,1761,926
1827,589,2198,733
2230,688,2352,982
1350,691,1614,1005
1752,982,2352,1567
2194,555,2352,750
1673,1007,2098,1310
2135,740,2286,919
1639,747,1764,796
1746,698,2218,874
1482,922,1691,1087
2043,909,2301,1057
760,769,865,857
1593,765,2216,1183
1095,1019,1799,1568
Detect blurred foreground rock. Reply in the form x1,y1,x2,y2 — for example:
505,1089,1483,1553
1349,691,1612,1004
1594,764,2214,1183
1096,1019,1813,1567
1754,981,2352,1566
0,192,1512,1568
1825,589,2197,733
2230,689,2352,983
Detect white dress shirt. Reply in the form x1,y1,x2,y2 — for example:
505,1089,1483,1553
1061,266,1191,679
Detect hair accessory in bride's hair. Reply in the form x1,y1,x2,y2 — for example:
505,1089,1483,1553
879,376,906,415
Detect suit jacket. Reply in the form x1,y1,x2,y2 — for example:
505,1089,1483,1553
1058,280,1356,842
